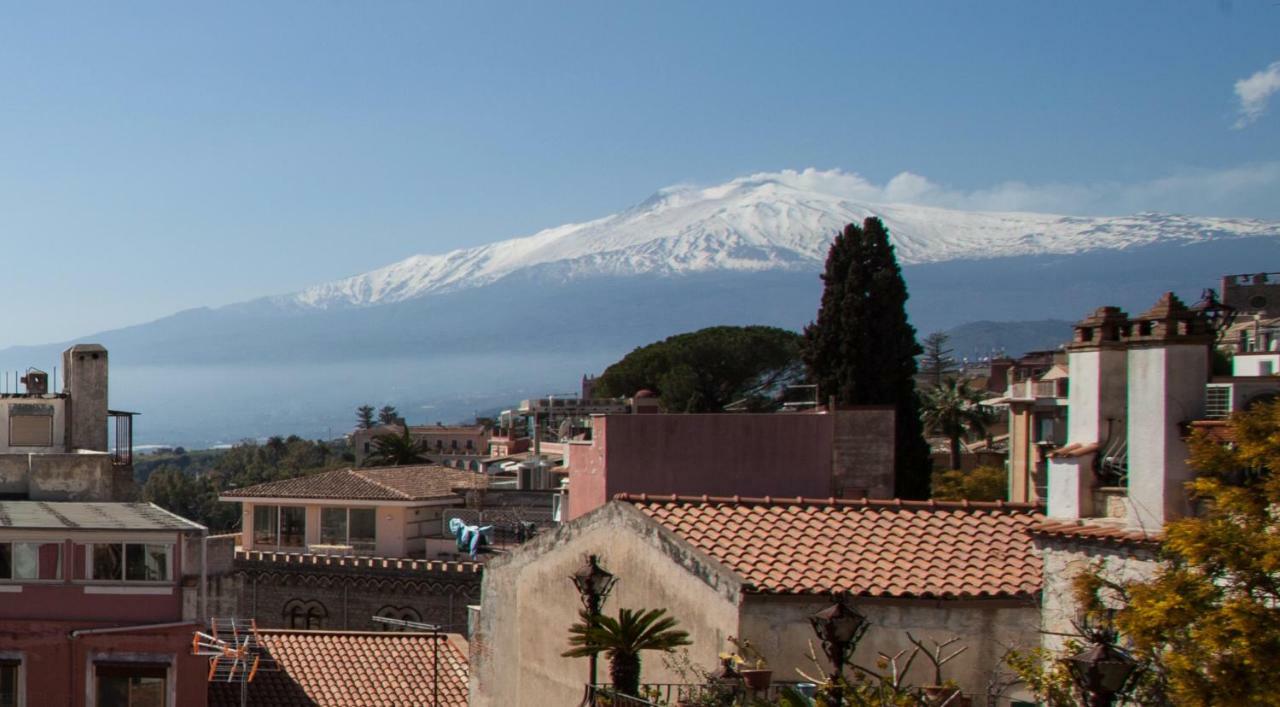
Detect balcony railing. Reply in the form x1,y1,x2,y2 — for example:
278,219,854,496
585,682,813,706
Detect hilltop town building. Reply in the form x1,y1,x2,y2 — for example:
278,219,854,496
0,501,209,707
0,344,136,503
469,495,1041,706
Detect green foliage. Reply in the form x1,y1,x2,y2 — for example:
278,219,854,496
930,465,1007,502
1004,645,1078,706
377,404,400,425
594,326,805,413
918,332,957,389
356,404,375,429
139,436,350,531
363,427,429,467
564,607,692,696
802,217,932,498
920,378,994,471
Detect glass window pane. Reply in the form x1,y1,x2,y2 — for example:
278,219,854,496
11,542,61,580
125,544,146,581
130,676,165,707
93,544,123,581
0,544,10,580
252,505,278,546
0,663,16,707
145,545,168,581
320,508,347,545
349,508,376,546
280,507,305,548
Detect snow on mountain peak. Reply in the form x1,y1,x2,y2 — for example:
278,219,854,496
283,169,1280,310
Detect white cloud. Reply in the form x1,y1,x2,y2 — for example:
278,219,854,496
1234,60,1280,128
744,164,1280,219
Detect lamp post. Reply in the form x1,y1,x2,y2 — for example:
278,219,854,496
571,554,618,689
808,594,869,707
1063,630,1139,707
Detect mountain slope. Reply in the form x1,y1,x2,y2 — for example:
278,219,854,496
272,169,1279,311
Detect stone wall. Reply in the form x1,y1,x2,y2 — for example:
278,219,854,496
223,552,481,632
831,407,895,499
0,451,133,501
469,502,744,707
740,594,1040,704
1037,536,1159,653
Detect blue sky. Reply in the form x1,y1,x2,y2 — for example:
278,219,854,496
0,1,1277,344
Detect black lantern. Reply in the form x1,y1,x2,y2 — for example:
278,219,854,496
808,594,868,707
571,554,617,612
1063,639,1139,707
1193,288,1237,343
570,555,618,689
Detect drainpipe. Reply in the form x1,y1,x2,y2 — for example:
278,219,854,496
201,530,209,622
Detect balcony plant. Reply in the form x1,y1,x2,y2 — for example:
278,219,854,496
726,637,771,691
565,607,692,697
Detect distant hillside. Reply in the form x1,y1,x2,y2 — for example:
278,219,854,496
942,319,1073,360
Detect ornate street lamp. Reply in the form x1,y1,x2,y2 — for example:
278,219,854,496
809,593,869,707
1063,629,1139,707
571,555,618,688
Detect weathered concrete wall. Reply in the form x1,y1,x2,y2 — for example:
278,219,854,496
740,595,1040,703
1037,537,1159,654
26,452,127,501
1125,343,1207,532
0,398,66,452
469,503,744,707
0,455,28,496
63,344,109,452
831,407,895,499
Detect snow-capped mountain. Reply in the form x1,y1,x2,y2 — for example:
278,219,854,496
280,169,1279,310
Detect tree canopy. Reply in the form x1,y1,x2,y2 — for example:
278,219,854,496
919,331,958,389
921,377,993,470
593,325,804,413
801,217,932,498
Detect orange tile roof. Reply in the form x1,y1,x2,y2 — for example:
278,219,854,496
208,630,468,707
1032,520,1161,546
620,494,1043,599
221,465,488,501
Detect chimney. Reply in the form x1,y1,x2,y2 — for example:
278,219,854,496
1123,294,1212,532
63,344,109,452
1047,307,1128,519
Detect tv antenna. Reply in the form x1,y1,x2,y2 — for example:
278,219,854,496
193,618,273,707
370,615,444,705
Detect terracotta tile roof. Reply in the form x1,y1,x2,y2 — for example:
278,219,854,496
220,465,488,501
1032,520,1161,546
208,630,468,707
620,494,1043,599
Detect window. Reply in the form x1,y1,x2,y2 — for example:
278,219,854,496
1262,361,1275,376
279,507,305,548
319,508,376,551
92,544,170,582
0,542,62,580
0,660,17,707
283,599,327,629
9,415,52,447
253,506,278,546
95,664,166,707
1206,385,1232,420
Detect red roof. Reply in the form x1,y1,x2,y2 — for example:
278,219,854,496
620,494,1043,599
1032,520,1161,546
208,630,468,706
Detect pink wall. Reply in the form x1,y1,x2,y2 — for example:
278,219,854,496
567,414,836,520
0,620,207,707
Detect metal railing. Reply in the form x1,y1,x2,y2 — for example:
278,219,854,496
586,682,811,706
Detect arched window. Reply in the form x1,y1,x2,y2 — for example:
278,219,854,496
375,605,423,631
283,599,328,630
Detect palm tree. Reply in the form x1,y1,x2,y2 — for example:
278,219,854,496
562,607,691,696
363,427,428,467
921,377,994,471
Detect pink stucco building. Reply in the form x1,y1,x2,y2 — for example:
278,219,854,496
0,501,209,707
564,408,895,520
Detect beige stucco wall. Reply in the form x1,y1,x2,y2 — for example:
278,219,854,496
238,501,414,557
740,595,1040,703
1038,537,1159,654
469,503,744,707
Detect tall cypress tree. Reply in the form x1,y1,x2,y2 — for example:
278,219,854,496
802,217,933,499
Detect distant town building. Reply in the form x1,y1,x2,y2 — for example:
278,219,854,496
350,423,492,466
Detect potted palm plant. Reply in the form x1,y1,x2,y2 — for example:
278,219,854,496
563,607,692,697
